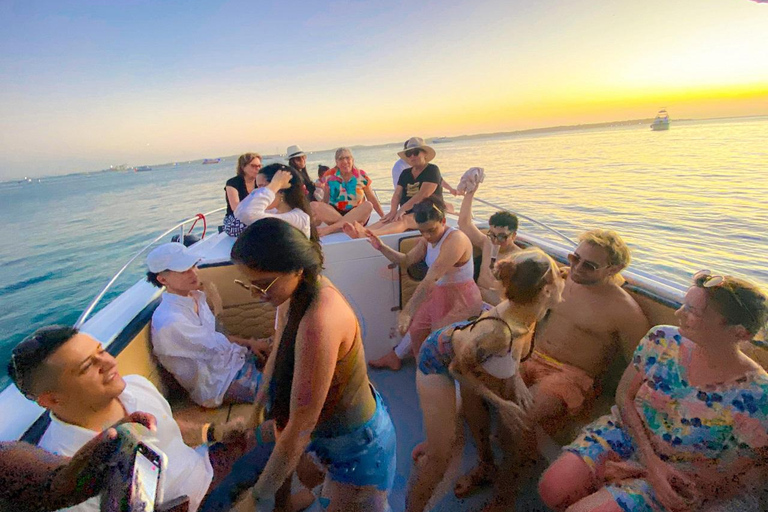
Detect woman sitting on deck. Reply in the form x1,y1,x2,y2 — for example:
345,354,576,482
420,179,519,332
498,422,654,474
230,218,396,512
365,197,484,371
312,147,385,237
539,271,768,512
234,163,316,240
407,248,565,512
224,152,262,236
343,137,445,239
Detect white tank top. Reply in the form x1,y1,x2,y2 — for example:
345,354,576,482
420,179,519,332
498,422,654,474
425,226,475,285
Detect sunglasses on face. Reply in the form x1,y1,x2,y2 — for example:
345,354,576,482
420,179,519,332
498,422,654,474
404,149,422,158
234,276,279,297
487,232,511,242
567,252,608,272
693,270,757,324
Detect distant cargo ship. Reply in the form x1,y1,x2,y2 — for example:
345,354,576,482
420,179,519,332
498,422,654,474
134,166,152,172
202,158,221,164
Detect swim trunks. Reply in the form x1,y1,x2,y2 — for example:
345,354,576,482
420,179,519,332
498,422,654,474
520,350,595,415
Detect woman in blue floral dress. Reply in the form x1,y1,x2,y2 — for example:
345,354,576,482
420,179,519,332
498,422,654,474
539,270,768,512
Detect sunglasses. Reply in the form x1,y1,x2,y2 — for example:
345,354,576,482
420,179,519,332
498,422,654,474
487,232,511,243
567,252,608,272
404,149,422,158
234,276,279,297
693,270,757,325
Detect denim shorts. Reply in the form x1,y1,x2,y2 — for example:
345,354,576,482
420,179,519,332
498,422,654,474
308,388,396,491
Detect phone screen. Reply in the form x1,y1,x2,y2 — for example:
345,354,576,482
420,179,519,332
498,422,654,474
131,448,161,512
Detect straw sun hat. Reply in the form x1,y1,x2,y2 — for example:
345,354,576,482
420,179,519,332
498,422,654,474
397,137,436,163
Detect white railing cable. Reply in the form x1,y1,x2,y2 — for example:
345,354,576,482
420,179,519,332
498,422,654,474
471,197,577,247
74,207,226,328
373,187,576,246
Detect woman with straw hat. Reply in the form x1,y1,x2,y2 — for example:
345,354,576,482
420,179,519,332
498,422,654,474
343,136,444,239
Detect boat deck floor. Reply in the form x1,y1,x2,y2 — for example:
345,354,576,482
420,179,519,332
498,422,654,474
202,358,551,511
370,362,550,512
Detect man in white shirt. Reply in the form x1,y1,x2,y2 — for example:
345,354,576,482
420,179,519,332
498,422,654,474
8,326,223,511
146,243,268,407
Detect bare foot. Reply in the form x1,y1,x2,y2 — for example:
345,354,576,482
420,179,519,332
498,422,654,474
454,461,497,498
341,221,366,239
368,350,402,371
317,225,333,238
411,441,427,462
290,488,316,512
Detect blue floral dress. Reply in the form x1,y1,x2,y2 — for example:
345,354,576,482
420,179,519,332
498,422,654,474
564,325,768,511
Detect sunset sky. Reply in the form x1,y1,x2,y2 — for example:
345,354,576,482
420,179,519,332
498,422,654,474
1,0,767,179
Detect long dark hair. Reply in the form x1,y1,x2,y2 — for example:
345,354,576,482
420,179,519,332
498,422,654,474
258,163,318,241
231,218,324,429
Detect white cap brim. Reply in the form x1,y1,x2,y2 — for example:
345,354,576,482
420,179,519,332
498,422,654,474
480,352,518,379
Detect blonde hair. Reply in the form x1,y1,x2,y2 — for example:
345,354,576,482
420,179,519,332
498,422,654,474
579,229,631,269
236,152,261,177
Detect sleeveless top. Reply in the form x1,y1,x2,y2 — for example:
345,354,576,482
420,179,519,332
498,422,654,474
425,226,475,285
312,317,376,438
270,284,376,438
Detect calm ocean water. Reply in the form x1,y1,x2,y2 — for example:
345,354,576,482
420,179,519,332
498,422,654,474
1,117,766,391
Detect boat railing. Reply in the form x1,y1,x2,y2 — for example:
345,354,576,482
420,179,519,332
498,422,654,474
371,188,577,247
74,206,226,328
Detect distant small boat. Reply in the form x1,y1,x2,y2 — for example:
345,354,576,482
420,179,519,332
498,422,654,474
651,109,670,131
134,166,152,172
202,158,221,165
431,137,452,143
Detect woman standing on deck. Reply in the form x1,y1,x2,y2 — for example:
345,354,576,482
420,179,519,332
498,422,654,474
367,197,484,371
539,271,768,512
407,248,565,512
230,218,396,512
224,153,262,237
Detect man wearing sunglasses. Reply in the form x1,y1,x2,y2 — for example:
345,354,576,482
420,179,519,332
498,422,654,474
146,243,269,408
524,230,650,428
456,229,650,502
458,180,520,305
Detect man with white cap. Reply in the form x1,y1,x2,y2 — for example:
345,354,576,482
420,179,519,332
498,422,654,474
286,144,322,202
146,243,268,408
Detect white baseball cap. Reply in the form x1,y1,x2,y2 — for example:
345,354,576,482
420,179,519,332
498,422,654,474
146,243,200,273
481,351,518,379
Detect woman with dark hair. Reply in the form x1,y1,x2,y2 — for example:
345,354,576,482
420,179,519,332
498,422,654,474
230,218,396,512
234,163,316,240
366,196,484,371
224,153,262,236
539,271,768,512
407,248,565,512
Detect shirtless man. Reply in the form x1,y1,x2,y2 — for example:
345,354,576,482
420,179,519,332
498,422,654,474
458,229,650,511
458,182,520,305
